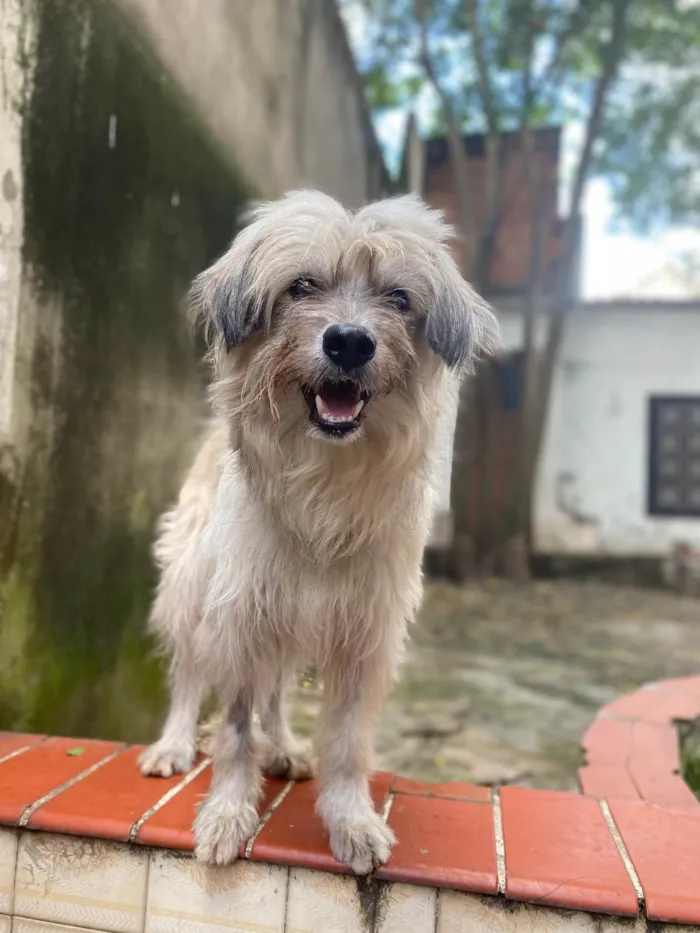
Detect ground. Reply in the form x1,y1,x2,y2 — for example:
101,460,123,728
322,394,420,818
291,579,700,792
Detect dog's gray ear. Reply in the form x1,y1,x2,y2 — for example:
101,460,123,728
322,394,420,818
427,273,498,370
189,241,265,350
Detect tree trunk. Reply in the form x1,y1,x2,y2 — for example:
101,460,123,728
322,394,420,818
448,376,478,582
500,131,547,580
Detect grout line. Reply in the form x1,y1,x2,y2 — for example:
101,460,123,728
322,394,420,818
433,888,440,933
140,845,152,933
244,779,295,859
12,813,22,916
599,799,645,908
379,792,395,823
491,786,506,896
128,756,212,843
281,865,291,933
0,744,37,767
18,746,126,828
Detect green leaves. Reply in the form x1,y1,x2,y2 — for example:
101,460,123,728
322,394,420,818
347,0,700,231
365,67,424,110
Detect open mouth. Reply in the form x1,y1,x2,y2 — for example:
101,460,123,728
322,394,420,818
303,380,371,438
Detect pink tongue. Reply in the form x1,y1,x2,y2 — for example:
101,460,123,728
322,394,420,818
321,397,357,418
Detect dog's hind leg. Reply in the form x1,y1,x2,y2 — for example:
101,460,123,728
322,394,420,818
258,679,314,780
194,688,262,865
139,654,205,778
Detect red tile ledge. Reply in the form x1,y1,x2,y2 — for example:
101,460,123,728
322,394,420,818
579,675,700,812
0,678,699,927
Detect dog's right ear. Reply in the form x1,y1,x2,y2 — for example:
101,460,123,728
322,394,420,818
188,231,265,350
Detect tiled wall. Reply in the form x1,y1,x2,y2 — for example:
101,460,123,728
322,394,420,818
1,827,695,933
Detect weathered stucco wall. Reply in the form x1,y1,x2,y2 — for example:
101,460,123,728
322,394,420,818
0,0,386,738
534,305,700,557
111,0,389,206
432,301,700,560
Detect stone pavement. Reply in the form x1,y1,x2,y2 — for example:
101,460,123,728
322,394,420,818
291,579,700,790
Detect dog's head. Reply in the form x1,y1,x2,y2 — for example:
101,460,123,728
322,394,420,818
191,191,496,443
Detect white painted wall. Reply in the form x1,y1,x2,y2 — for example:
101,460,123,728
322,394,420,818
534,305,700,556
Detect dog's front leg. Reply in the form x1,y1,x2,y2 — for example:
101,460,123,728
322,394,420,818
139,658,204,778
315,648,397,874
194,689,262,865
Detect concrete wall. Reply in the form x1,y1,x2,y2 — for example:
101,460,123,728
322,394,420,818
111,0,389,206
533,304,700,557
0,0,387,737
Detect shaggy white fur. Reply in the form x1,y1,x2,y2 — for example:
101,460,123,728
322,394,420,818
139,190,497,873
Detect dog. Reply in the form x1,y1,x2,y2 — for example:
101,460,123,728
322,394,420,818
139,190,497,873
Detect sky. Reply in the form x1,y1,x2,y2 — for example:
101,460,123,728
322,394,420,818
343,4,700,301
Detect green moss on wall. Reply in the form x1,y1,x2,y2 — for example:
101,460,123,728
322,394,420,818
0,0,252,739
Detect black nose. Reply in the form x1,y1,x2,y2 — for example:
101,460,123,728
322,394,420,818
322,324,376,371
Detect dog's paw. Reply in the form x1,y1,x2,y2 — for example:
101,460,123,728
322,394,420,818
193,798,259,866
138,741,194,778
327,810,396,875
260,738,315,781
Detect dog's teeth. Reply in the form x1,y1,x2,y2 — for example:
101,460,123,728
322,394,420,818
352,400,364,418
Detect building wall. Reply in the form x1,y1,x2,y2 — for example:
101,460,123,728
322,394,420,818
111,0,388,206
422,129,562,290
534,305,700,556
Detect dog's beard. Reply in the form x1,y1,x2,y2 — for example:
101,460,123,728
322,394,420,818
301,379,371,440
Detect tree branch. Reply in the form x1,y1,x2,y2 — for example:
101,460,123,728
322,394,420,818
464,0,503,290
539,0,593,97
568,0,630,220
465,0,497,133
415,0,477,276
529,0,631,506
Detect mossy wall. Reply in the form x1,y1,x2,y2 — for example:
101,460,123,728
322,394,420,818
0,0,250,740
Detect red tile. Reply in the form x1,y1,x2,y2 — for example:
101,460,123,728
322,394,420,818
250,772,392,872
577,764,640,801
392,775,491,803
26,746,207,840
609,798,700,925
602,690,661,721
0,733,45,761
629,720,681,773
624,719,698,809
603,688,700,724
630,770,698,811
136,762,211,849
636,692,700,725
377,794,497,893
0,736,125,826
500,786,639,916
136,766,286,852
655,676,700,697
581,718,633,765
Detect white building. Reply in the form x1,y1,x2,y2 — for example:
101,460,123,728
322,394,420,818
433,299,700,560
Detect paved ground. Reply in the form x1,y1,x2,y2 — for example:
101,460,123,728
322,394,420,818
291,579,700,791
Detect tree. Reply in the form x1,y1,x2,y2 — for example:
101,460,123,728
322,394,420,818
346,0,700,579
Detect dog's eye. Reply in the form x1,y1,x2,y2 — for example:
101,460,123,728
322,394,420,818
387,289,411,313
289,277,318,300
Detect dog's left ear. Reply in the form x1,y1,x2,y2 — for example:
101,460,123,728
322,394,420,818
427,268,498,370
188,227,266,351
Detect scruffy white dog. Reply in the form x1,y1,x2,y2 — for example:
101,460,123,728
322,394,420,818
139,191,496,873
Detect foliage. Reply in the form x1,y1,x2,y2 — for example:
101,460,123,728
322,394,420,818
679,720,700,799
347,0,700,231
